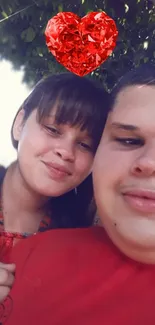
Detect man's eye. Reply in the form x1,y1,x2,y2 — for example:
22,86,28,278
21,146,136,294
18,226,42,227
114,137,144,147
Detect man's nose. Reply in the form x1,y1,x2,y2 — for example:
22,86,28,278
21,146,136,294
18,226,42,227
131,144,155,177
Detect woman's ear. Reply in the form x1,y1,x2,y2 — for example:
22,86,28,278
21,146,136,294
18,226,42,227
12,109,25,142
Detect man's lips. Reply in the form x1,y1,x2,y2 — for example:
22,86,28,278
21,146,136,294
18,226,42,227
123,189,155,200
122,189,155,213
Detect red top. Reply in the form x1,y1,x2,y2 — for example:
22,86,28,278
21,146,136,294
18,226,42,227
1,226,155,325
0,197,50,262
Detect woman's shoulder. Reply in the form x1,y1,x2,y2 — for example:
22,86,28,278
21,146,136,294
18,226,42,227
0,165,6,185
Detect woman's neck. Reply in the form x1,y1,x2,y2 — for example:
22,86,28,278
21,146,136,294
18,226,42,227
1,161,50,234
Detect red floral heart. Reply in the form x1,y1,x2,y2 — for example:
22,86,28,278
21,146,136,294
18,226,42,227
45,12,118,77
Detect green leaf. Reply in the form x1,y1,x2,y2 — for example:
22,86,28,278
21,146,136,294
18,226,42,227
1,11,8,18
86,9,94,13
21,27,36,43
144,57,149,63
58,4,63,12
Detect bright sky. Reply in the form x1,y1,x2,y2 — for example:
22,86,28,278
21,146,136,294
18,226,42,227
0,60,30,167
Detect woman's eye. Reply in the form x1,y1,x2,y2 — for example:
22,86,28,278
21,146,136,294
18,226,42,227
114,137,144,147
44,125,60,135
79,142,93,151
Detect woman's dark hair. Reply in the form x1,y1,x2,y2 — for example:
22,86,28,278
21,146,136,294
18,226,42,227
110,63,155,110
11,73,109,153
11,72,110,229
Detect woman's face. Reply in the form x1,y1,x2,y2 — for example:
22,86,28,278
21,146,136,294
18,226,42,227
93,84,155,264
13,106,94,197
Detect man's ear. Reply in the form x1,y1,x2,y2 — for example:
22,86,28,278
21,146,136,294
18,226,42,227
12,109,25,142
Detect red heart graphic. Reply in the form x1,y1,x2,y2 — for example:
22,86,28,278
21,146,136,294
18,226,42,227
45,12,118,77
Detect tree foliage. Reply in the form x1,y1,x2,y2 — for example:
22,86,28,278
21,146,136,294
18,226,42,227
0,0,154,91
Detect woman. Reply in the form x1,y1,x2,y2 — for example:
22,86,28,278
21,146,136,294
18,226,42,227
0,72,109,301
3,63,155,325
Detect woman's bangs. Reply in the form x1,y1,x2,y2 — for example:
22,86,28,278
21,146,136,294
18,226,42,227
55,93,97,136
37,88,99,137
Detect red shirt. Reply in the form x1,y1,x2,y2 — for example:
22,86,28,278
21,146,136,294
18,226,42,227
1,226,155,325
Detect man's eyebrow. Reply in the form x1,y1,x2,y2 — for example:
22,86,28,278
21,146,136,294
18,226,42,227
111,122,140,131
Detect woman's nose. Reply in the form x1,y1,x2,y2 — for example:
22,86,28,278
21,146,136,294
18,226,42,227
54,145,75,162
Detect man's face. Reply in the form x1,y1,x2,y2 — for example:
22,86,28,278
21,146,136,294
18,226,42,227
93,85,155,264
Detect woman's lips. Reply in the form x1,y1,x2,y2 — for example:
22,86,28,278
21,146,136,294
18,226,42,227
43,162,71,180
122,189,155,213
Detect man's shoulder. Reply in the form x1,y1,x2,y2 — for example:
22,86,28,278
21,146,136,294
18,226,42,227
43,226,106,245
10,227,112,269
12,226,108,258
38,226,109,254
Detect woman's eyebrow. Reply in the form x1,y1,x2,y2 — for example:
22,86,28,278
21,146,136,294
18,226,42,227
46,114,55,117
111,122,140,131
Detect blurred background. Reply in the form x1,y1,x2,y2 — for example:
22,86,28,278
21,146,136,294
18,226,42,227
0,0,155,166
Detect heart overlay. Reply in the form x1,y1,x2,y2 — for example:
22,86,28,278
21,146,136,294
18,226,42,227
45,12,118,76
